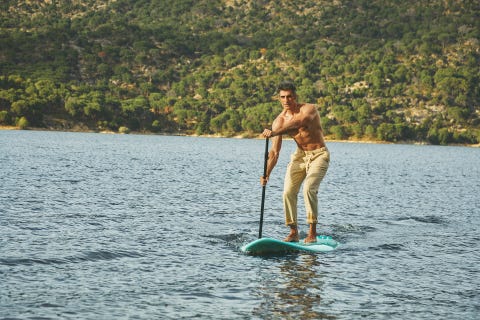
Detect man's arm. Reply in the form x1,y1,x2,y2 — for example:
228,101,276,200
260,118,283,186
263,135,282,182
263,104,317,137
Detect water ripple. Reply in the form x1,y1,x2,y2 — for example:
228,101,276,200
0,249,144,266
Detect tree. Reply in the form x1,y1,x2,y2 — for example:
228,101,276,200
377,123,397,141
330,125,348,140
17,116,29,129
83,91,105,121
65,96,83,117
0,111,11,125
434,68,469,107
148,93,166,115
121,96,150,130
365,125,375,139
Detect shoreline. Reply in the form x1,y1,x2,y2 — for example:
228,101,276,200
1,125,479,148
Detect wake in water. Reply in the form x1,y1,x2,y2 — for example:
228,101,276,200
0,249,144,266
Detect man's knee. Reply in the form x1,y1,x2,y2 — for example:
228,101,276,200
303,185,319,198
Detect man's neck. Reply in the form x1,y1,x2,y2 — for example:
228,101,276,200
285,103,300,114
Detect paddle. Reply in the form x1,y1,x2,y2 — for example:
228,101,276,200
258,137,269,239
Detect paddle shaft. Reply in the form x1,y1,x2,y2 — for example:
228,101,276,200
258,137,269,239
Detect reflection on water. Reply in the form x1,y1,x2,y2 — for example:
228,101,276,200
253,255,335,319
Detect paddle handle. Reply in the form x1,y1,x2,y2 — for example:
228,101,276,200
258,137,269,239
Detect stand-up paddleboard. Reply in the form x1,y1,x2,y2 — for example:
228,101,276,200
247,139,339,255
241,235,338,255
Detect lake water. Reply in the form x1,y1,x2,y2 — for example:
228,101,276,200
1,130,479,319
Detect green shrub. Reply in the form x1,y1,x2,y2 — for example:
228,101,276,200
118,126,130,134
17,116,29,129
0,111,11,125
330,125,347,140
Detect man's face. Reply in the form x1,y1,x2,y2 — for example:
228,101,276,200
279,90,296,108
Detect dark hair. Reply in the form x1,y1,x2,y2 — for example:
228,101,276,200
277,81,296,93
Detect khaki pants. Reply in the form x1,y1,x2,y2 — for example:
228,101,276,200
283,147,330,225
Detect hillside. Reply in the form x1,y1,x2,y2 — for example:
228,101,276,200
1,0,479,144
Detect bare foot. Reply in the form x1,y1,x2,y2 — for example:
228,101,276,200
304,234,317,244
283,225,299,242
284,233,300,242
304,223,317,244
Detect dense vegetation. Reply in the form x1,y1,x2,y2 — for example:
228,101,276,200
1,0,479,145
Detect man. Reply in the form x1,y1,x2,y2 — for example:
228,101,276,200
261,81,330,243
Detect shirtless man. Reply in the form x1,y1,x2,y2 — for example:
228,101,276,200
261,81,330,243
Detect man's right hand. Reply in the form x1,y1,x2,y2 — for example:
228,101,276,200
262,128,273,138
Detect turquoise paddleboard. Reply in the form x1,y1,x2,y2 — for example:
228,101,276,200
241,235,338,255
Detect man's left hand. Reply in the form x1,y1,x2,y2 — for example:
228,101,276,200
260,176,268,186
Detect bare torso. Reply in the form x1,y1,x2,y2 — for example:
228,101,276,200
274,103,326,151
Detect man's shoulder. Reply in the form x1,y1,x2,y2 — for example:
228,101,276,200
301,103,319,113
272,112,285,125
